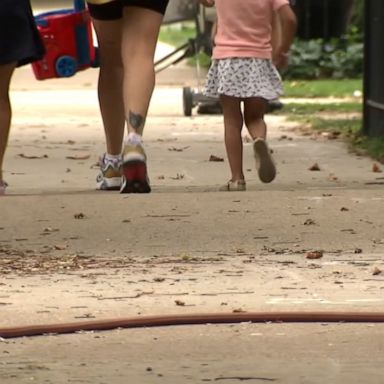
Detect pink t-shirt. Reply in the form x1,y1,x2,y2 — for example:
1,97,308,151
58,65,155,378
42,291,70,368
213,0,289,60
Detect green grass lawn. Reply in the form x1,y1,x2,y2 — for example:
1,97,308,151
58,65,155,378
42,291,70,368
276,81,383,163
159,23,196,48
285,111,384,163
283,79,363,98
307,117,383,163
275,101,362,115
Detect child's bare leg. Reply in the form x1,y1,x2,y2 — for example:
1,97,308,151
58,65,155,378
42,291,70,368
0,62,16,183
220,95,244,182
243,97,268,140
244,97,276,183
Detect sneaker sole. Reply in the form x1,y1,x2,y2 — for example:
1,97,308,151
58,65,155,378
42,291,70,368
120,160,151,194
97,177,121,191
253,139,276,183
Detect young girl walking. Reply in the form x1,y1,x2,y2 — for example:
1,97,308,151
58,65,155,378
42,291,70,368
200,0,296,191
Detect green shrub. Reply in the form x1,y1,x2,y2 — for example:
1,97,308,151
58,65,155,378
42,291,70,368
284,28,364,80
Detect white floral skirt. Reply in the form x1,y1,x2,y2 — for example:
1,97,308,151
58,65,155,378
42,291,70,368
204,57,283,100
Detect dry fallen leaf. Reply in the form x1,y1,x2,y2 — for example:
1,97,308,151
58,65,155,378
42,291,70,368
54,244,67,250
321,131,339,140
328,173,338,181
209,155,224,162
66,154,91,160
171,173,184,180
18,154,48,159
372,163,382,173
309,163,320,171
306,250,324,260
43,227,59,233
168,146,190,152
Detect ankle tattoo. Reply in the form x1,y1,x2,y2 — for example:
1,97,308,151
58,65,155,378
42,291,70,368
128,110,145,134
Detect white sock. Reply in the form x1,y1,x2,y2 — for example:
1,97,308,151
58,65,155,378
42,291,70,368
127,132,142,145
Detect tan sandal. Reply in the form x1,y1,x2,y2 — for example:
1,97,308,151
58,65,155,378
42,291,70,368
219,180,246,192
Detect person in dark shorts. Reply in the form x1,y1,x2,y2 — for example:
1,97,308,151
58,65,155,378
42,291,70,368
0,0,45,195
86,0,169,193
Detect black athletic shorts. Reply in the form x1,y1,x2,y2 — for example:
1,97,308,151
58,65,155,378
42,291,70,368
87,0,169,20
0,0,45,66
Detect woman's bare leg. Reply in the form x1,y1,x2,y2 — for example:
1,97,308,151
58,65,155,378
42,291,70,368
118,7,164,193
121,7,163,137
0,62,16,184
91,18,125,156
220,95,244,182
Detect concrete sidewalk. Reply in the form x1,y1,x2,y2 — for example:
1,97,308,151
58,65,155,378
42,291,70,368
1,65,384,383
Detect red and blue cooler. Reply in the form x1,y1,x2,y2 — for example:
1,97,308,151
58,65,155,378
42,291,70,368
32,0,98,80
